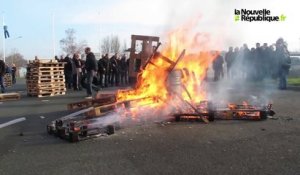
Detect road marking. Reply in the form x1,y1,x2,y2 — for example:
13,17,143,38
0,117,26,129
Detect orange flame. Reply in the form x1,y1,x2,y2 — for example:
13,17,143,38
117,20,217,110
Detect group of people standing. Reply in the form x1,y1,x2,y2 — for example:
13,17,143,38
212,38,291,90
56,47,129,98
97,53,129,88
55,53,83,91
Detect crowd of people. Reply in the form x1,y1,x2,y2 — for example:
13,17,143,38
55,47,129,98
0,37,292,97
212,38,291,90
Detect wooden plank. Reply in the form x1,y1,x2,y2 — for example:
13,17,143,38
28,91,66,97
27,75,65,79
26,79,65,83
85,97,156,117
85,103,118,117
67,94,116,110
26,71,64,75
30,67,64,71
27,84,65,89
27,88,66,93
0,93,21,101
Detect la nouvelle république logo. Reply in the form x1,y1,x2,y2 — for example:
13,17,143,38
234,9,286,22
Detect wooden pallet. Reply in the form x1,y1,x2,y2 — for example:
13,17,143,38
85,103,120,117
0,93,21,101
27,74,65,79
27,88,66,94
28,59,58,63
4,73,12,87
26,79,65,83
26,71,64,76
27,83,65,89
28,63,65,67
26,60,66,98
85,97,156,117
67,94,116,110
4,82,12,87
30,67,64,71
28,91,66,98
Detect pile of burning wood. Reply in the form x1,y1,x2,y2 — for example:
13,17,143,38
47,47,275,143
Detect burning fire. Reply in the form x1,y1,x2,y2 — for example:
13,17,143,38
117,21,217,110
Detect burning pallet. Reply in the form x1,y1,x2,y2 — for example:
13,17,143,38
0,92,21,101
173,101,275,121
46,46,276,143
67,94,116,110
47,95,158,142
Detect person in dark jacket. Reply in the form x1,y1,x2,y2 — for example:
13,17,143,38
84,47,98,97
275,38,291,90
97,55,106,88
64,55,74,89
212,51,224,81
254,43,263,81
119,54,128,85
54,55,59,62
225,47,234,79
11,64,16,84
102,54,110,87
110,53,119,86
0,59,6,93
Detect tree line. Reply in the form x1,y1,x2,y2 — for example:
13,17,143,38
0,28,127,69
60,28,127,56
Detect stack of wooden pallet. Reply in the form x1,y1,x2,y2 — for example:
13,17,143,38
4,73,12,87
26,60,66,97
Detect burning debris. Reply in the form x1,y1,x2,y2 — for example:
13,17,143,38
47,24,275,142
46,48,275,142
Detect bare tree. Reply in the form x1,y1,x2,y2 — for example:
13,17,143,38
101,36,110,55
5,49,27,67
60,28,87,55
100,35,121,55
121,40,128,53
110,35,120,54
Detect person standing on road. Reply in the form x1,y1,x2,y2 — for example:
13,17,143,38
84,47,98,98
64,55,74,89
11,64,17,84
254,43,263,81
0,59,6,93
102,54,110,87
97,55,106,88
119,54,128,85
72,53,82,90
275,38,291,90
225,47,234,79
212,51,224,81
110,53,119,86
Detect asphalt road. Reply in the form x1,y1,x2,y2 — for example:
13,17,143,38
0,79,299,175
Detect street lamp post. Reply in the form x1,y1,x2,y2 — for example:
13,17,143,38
2,13,5,62
52,12,56,57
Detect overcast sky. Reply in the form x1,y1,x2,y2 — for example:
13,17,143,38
0,0,299,59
